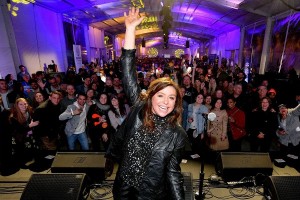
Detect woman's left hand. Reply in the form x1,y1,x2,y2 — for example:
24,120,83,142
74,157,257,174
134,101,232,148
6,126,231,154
124,7,144,30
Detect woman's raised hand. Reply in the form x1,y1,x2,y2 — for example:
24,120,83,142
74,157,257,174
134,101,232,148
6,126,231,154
124,7,144,30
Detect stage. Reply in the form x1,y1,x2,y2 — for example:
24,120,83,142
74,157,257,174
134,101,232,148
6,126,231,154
0,155,299,200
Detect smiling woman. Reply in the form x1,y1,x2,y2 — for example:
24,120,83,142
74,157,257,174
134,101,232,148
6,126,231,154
105,7,188,200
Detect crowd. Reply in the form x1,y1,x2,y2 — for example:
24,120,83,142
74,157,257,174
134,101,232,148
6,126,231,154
1,45,300,177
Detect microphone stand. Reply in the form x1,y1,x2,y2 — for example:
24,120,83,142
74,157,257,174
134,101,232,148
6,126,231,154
195,114,208,200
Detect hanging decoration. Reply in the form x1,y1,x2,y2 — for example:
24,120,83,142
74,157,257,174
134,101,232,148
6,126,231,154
175,49,184,58
7,0,35,17
160,4,173,49
147,47,158,57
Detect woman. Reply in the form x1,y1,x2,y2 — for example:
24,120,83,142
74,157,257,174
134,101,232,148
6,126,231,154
86,88,96,106
186,93,208,156
5,74,17,91
87,92,111,151
105,7,188,200
226,97,246,151
207,98,229,152
31,92,45,109
9,98,39,168
108,94,130,132
204,95,212,111
249,97,278,152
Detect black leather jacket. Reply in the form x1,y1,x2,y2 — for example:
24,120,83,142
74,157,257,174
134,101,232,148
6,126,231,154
106,49,188,200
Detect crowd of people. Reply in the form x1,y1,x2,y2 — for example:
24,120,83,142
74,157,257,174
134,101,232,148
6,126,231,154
1,12,300,185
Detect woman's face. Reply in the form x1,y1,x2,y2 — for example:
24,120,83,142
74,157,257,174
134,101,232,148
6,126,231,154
195,94,204,104
18,100,28,113
111,98,119,107
195,79,201,86
99,94,108,105
35,93,44,103
92,83,98,90
151,86,176,117
214,99,222,109
205,96,211,104
87,90,94,97
215,90,223,98
261,98,270,110
227,99,235,109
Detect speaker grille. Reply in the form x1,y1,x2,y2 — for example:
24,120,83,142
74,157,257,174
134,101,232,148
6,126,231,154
21,173,86,200
264,176,300,200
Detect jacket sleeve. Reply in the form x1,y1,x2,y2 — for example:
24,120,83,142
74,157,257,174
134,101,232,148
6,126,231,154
59,105,73,121
121,48,141,105
166,130,187,200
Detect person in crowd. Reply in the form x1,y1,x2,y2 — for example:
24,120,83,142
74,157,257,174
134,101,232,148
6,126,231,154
5,74,17,91
108,94,130,132
0,79,10,110
228,83,246,111
268,88,279,111
27,79,47,102
102,76,117,96
226,97,246,151
86,88,96,106
45,76,61,94
91,82,100,98
204,95,212,111
249,97,278,152
60,84,76,111
207,76,217,95
276,104,300,157
7,82,27,108
31,92,46,110
87,92,111,151
0,95,18,176
76,76,91,94
193,78,206,96
207,98,229,152
17,65,31,82
186,93,208,156
9,98,39,168
182,75,197,105
33,91,62,151
20,74,32,98
235,71,247,95
113,76,125,98
249,85,268,112
105,8,188,200
180,86,188,130
59,93,90,151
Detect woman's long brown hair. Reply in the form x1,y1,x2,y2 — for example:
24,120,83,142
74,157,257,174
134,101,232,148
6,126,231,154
140,77,183,130
9,98,33,124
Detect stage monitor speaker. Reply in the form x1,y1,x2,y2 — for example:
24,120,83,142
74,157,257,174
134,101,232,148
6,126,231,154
51,152,105,183
21,173,87,200
216,152,273,182
264,176,300,200
185,40,190,48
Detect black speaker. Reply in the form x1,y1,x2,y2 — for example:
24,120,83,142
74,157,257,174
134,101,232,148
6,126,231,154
142,38,145,47
21,173,87,200
51,152,106,183
264,176,300,200
185,40,189,48
216,152,273,182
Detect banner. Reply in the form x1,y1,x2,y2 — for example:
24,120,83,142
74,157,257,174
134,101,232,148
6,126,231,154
73,45,82,72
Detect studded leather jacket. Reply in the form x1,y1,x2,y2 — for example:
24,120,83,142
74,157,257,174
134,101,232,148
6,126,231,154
106,49,188,200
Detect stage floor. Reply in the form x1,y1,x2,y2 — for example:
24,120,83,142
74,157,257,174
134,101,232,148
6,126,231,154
0,154,299,200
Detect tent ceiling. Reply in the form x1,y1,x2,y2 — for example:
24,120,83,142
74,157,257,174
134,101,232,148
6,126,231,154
34,0,300,47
